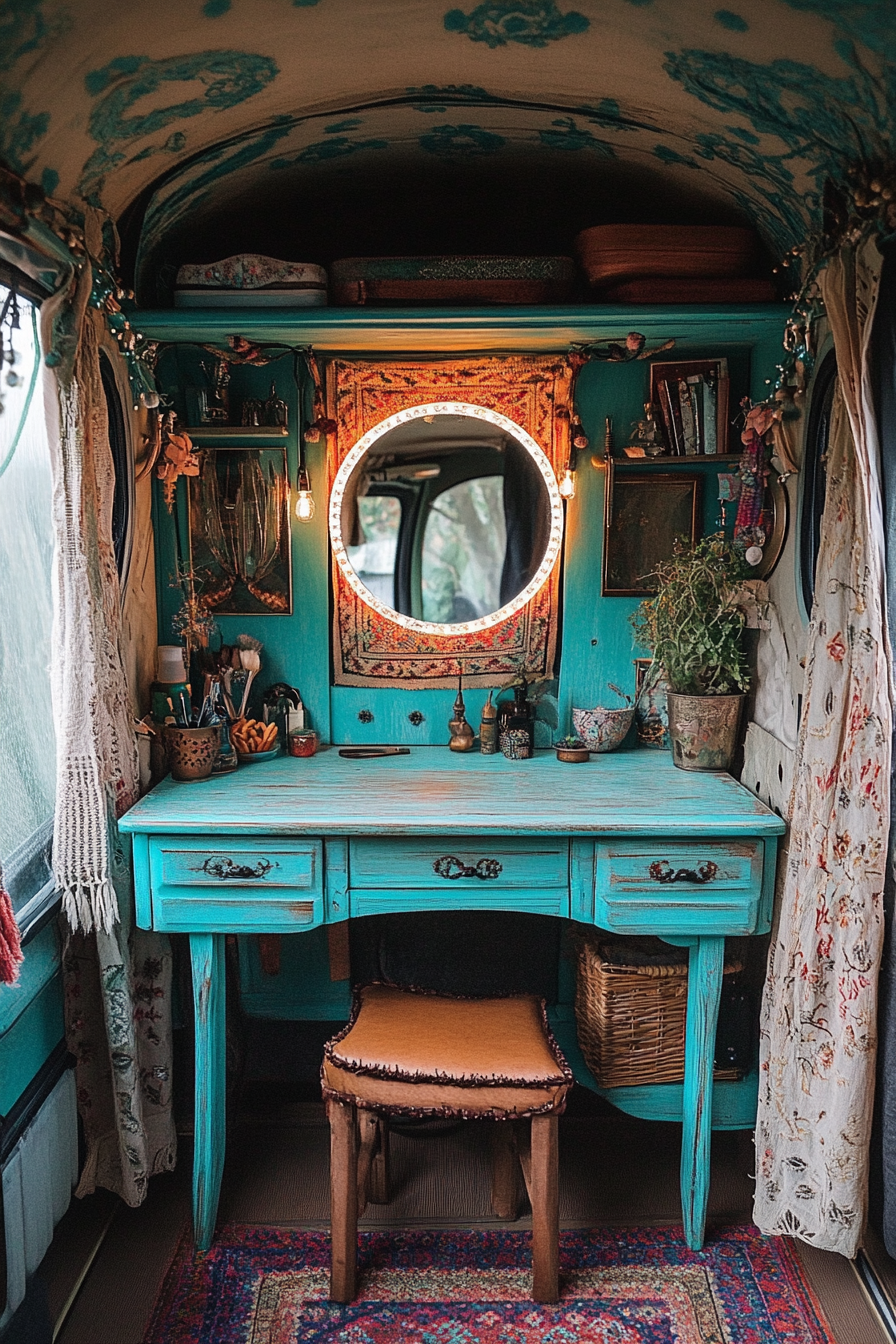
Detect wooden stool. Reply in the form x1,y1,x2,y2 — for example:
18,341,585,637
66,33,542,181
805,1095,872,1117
322,984,572,1303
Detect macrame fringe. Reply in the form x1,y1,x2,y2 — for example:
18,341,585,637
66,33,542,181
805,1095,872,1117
60,878,119,936
0,880,23,985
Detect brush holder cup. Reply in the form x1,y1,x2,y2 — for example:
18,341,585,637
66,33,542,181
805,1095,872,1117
163,726,220,781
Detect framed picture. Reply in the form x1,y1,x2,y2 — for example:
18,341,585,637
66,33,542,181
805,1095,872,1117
188,446,292,615
649,357,730,457
602,466,702,597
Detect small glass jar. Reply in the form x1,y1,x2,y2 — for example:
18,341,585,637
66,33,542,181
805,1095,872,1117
287,729,318,758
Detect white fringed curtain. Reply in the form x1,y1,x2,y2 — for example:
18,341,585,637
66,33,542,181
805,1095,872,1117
755,237,891,1256
41,217,176,1204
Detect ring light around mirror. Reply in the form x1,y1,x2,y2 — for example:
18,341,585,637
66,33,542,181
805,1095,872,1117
329,402,564,636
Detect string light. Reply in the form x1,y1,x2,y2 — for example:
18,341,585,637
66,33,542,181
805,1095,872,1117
295,460,314,522
556,467,577,499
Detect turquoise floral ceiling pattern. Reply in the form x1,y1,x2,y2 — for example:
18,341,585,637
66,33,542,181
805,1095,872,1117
1,0,894,262
443,0,589,47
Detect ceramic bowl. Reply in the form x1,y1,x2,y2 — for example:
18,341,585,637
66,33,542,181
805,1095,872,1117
572,706,635,753
236,746,280,764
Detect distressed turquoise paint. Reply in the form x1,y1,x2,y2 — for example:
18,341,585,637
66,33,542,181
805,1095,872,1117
537,117,616,156
79,50,278,198
714,9,749,31
443,0,588,48
325,118,364,133
202,0,231,14
41,164,59,194
780,0,896,57
418,123,505,156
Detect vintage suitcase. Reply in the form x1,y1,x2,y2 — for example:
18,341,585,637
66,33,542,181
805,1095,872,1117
175,254,328,307
597,276,778,304
330,255,576,305
574,224,759,288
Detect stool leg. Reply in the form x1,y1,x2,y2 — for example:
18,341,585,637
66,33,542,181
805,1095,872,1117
529,1114,559,1303
329,1099,358,1302
490,1121,520,1220
369,1117,390,1205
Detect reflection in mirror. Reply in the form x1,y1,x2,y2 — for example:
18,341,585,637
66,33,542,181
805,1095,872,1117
331,404,562,634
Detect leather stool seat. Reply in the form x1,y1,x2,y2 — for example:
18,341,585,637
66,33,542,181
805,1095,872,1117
322,984,571,1117
322,984,572,1304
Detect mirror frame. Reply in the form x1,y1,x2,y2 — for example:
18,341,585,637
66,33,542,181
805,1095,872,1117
328,400,564,637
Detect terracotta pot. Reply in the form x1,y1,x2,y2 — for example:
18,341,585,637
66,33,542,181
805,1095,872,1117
163,726,220,781
666,693,745,772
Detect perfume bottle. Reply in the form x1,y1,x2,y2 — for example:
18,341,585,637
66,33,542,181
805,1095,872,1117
479,691,497,754
448,678,475,752
498,680,534,760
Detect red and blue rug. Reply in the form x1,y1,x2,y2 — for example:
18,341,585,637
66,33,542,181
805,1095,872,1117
144,1224,834,1343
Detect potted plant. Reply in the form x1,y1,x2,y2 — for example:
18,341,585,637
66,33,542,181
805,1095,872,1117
555,734,590,764
631,534,749,771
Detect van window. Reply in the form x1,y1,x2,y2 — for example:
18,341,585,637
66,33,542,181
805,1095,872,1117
0,285,56,908
800,350,837,615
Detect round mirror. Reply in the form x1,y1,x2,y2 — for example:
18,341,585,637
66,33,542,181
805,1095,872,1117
329,402,564,635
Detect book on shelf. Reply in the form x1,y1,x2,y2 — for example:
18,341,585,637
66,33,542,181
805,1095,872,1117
649,358,730,456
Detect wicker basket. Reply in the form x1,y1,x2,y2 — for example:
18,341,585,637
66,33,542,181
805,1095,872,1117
575,935,742,1088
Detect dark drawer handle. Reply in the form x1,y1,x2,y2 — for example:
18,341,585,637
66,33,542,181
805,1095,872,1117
648,859,719,885
201,856,275,881
433,855,503,881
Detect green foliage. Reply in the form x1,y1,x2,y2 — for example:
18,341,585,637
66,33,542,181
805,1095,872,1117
631,534,750,696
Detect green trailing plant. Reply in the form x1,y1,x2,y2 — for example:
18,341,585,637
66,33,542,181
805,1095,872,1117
555,734,585,750
631,534,750,696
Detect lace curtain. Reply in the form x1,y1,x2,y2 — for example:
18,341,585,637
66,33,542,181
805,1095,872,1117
754,237,891,1256
41,225,176,1204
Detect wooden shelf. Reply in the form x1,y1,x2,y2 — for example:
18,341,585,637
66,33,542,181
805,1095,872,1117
182,425,289,439
611,453,741,466
134,303,788,354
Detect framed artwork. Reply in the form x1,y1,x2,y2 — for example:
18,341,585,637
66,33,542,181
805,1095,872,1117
188,446,292,615
649,357,730,457
602,466,702,597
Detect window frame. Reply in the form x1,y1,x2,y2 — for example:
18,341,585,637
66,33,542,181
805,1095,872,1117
799,348,837,619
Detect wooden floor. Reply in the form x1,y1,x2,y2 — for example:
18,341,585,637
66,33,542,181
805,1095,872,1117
38,1089,892,1344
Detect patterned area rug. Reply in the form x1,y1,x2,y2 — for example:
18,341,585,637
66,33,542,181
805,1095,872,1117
144,1224,834,1343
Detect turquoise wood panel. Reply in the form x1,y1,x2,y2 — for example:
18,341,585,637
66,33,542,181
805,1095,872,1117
150,837,322,889
132,832,152,929
0,922,59,1038
190,933,226,1251
148,836,324,933
593,838,765,937
549,1015,759,1131
569,839,594,923
0,976,64,1116
236,928,351,1020
135,305,790,354
325,838,350,923
680,936,726,1248
119,750,786,840
348,836,569,889
349,887,569,918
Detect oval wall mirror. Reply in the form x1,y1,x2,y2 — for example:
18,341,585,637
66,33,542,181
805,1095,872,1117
329,402,564,636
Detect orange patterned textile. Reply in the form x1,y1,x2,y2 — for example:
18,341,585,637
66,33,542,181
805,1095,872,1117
327,356,573,688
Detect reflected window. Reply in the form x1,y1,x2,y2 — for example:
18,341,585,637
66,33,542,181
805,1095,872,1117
100,351,132,581
421,476,506,623
0,284,56,899
347,494,403,607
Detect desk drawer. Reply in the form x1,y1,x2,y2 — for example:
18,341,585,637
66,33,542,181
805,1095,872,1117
349,836,569,917
149,837,323,933
594,839,764,936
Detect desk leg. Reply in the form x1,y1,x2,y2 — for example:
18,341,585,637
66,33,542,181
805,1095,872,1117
681,935,724,1250
190,933,226,1251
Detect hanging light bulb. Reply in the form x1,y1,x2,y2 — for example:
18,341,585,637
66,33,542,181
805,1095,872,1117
559,465,576,500
294,462,315,522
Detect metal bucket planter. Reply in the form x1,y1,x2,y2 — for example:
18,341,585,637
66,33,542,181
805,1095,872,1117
666,693,744,772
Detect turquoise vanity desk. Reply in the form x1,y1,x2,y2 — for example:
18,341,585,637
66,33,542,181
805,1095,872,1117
119,748,784,1252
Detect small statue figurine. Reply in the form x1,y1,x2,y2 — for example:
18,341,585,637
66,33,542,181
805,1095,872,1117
630,402,666,457
448,676,475,752
264,382,289,428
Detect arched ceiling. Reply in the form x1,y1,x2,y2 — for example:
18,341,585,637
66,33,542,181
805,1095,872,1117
4,0,894,298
